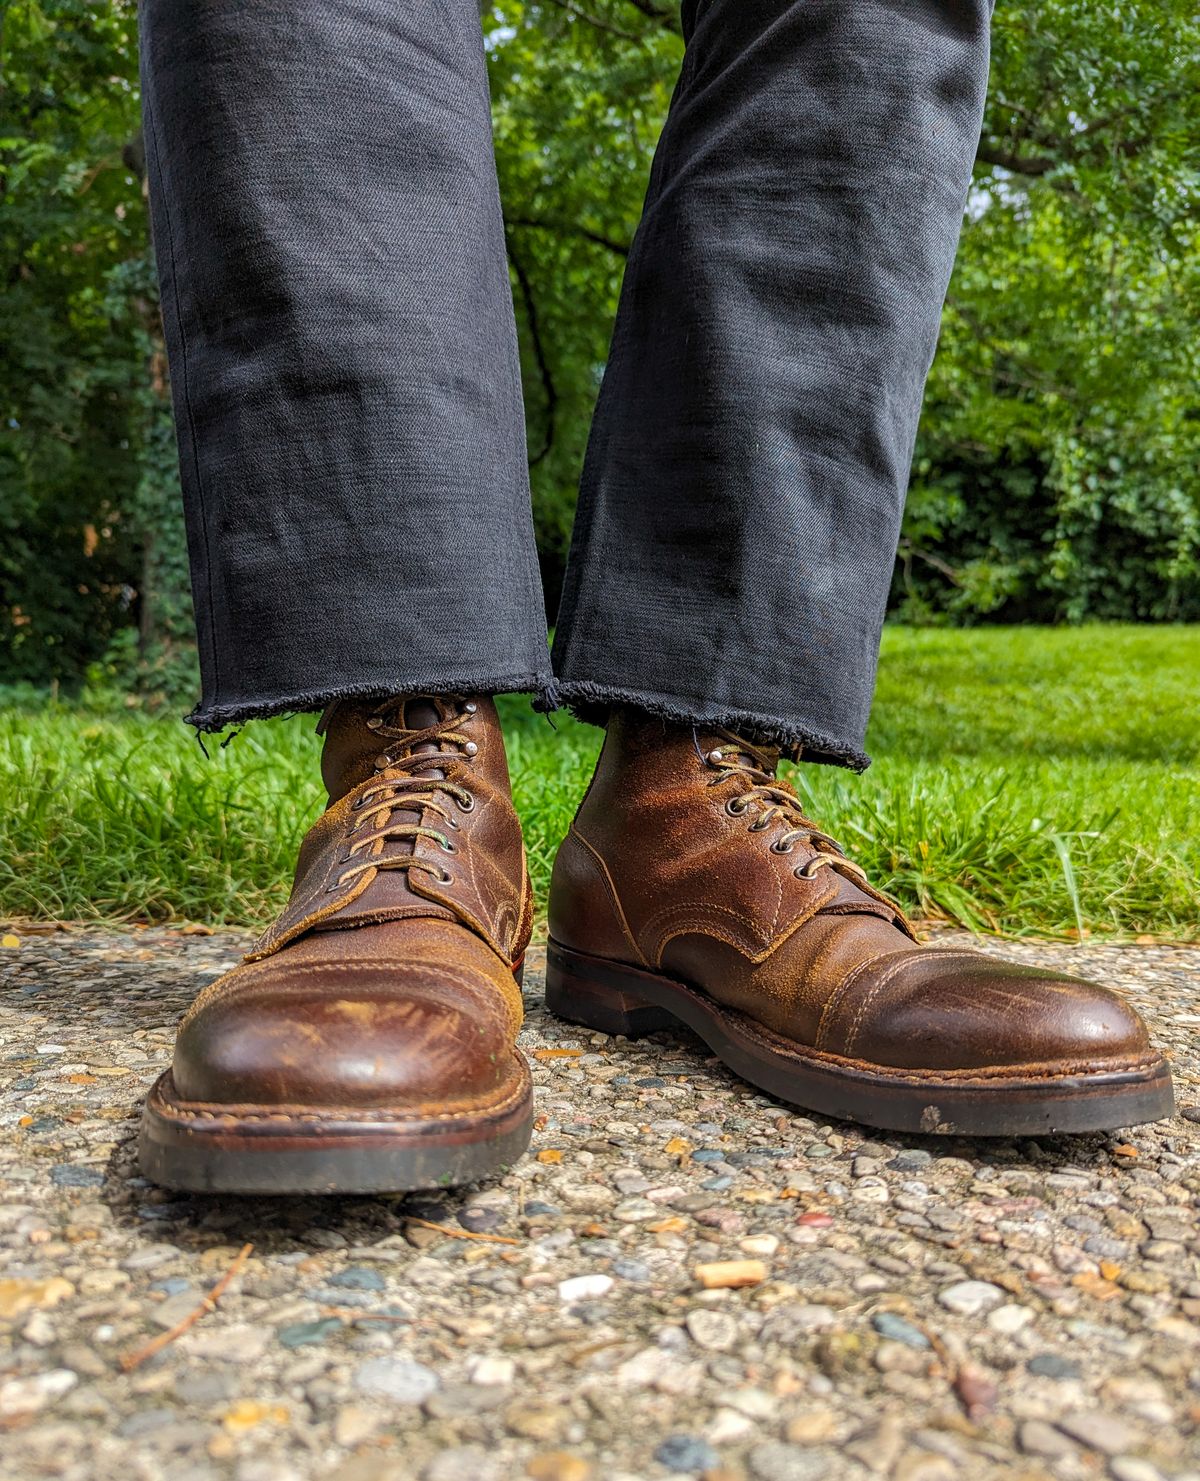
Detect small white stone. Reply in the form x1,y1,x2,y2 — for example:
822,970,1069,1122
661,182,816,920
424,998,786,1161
353,1356,439,1404
469,1356,516,1386
740,1234,780,1257
938,1280,1005,1316
21,1310,55,1347
557,1274,614,1302
1109,1459,1165,1481
987,1303,1034,1335
0,1369,77,1417
686,1308,739,1351
708,1408,756,1444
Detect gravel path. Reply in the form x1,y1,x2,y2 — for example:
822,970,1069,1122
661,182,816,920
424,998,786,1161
2,924,1199,1481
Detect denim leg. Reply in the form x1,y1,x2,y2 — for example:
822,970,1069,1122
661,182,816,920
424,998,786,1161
550,0,991,769
140,0,551,731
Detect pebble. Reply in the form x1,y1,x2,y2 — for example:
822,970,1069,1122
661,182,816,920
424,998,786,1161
557,1274,613,1302
49,1165,105,1188
471,1356,516,1386
1028,1353,1082,1380
685,1308,739,1351
870,1313,930,1349
327,1266,385,1291
1018,1421,1076,1458
353,1357,438,1404
1056,1412,1143,1455
525,1455,592,1481
187,1324,270,1363
654,1435,719,1473
0,1369,77,1417
937,1281,1004,1316
422,1447,503,1481
332,1406,380,1448
986,1304,1034,1334
748,1441,832,1480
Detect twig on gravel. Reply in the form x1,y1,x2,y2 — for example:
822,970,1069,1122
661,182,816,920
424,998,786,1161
119,1242,253,1372
405,1218,520,1246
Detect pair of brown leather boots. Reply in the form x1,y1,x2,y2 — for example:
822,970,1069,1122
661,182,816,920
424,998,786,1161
140,695,1173,1193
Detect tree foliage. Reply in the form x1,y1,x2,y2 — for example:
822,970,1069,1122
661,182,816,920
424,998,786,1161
1,0,1197,697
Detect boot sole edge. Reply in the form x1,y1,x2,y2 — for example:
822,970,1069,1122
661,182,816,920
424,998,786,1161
138,1056,534,1194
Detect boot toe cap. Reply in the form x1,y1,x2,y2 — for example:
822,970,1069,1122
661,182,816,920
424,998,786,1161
842,951,1154,1074
172,955,516,1110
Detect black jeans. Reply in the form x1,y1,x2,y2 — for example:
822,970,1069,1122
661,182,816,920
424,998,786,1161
140,0,990,770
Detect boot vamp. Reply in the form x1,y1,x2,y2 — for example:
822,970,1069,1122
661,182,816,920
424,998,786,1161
664,913,1152,1072
173,919,523,1108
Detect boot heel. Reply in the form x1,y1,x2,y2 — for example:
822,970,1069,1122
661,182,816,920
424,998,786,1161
545,941,675,1038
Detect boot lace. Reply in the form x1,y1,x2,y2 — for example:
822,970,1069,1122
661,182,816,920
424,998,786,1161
331,696,479,892
700,730,874,890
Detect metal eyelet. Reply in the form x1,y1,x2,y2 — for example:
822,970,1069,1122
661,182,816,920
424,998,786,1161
457,793,475,812
464,701,478,714
464,741,479,756
725,796,747,817
445,815,460,830
440,870,453,884
707,748,724,765
771,840,795,855
441,838,457,854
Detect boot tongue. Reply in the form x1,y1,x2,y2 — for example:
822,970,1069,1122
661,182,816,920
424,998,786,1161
709,729,781,780
319,695,454,804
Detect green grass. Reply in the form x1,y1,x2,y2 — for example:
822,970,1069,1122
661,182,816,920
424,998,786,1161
1,625,1197,939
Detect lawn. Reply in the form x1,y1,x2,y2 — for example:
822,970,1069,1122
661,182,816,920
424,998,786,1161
1,625,1196,940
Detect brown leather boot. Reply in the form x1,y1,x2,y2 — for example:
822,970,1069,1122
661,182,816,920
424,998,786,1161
140,695,533,1193
546,711,1173,1136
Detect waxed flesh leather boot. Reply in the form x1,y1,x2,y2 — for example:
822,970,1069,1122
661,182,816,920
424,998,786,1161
546,710,1173,1137
140,695,534,1193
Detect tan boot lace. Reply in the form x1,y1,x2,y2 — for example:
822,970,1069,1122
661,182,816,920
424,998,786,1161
331,696,478,892
701,731,876,891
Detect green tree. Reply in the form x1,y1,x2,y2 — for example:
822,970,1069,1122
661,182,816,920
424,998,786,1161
0,0,190,691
